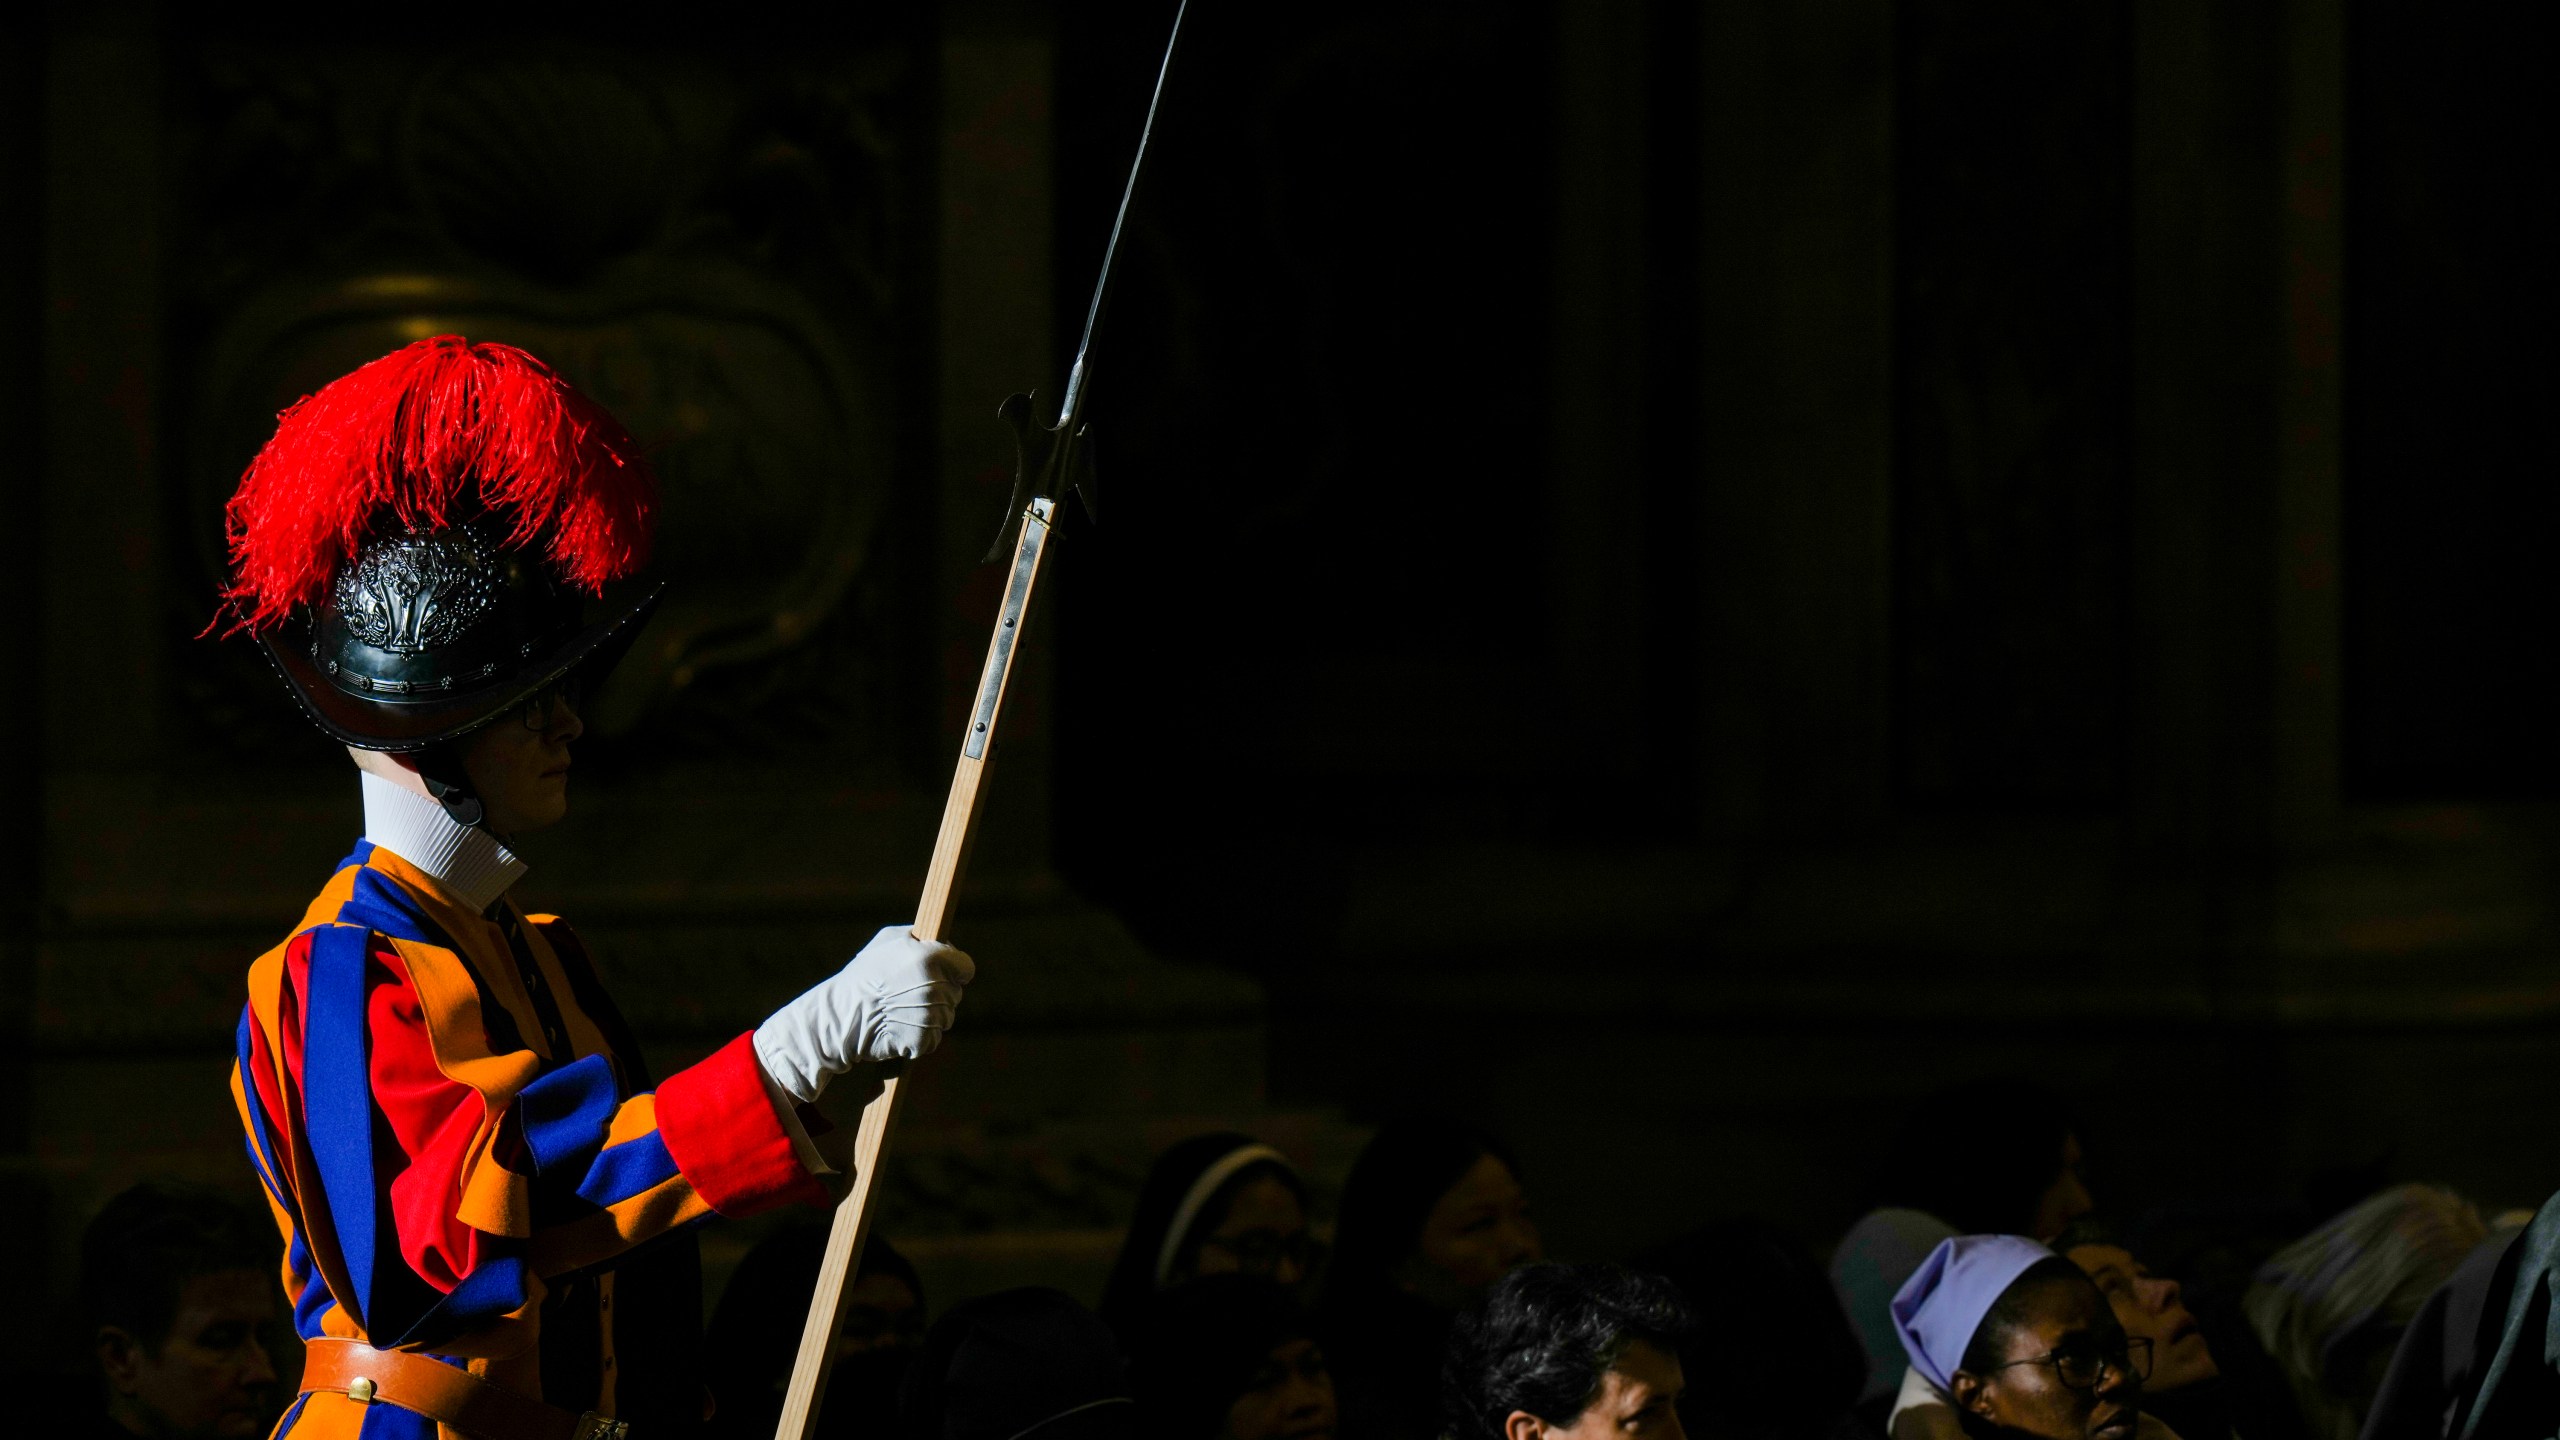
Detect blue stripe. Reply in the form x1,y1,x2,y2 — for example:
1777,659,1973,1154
578,1132,682,1208
333,868,439,945
303,924,380,1330
272,1393,312,1437
519,1053,620,1179
237,1112,282,1207
289,1228,335,1341
234,1010,294,1211
429,1254,530,1332
379,1248,530,1348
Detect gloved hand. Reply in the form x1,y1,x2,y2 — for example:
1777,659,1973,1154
754,926,975,1104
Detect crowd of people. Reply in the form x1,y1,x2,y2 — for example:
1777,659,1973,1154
59,1094,2560,1440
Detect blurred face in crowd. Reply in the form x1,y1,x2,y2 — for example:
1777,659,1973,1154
2064,1243,2217,1392
839,1271,923,1354
2032,1134,2096,1241
1504,1339,1685,1440
1397,1154,1543,1307
1224,1337,1337,1440
98,1269,280,1440
1951,1274,2144,1440
1191,1172,1318,1290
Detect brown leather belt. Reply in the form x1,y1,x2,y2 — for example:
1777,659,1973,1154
300,1338,629,1440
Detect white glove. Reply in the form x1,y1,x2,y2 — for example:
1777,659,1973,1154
754,926,975,1104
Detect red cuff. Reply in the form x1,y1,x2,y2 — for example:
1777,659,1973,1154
656,1033,828,1217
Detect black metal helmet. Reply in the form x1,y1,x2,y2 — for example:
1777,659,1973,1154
259,518,661,752
218,336,662,820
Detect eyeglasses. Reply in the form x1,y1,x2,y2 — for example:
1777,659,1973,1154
1199,1229,1328,1277
1984,1336,2151,1392
516,677,584,730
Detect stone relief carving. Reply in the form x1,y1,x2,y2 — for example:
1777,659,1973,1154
168,31,926,765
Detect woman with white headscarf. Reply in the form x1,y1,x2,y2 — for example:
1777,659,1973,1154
1101,1134,1319,1337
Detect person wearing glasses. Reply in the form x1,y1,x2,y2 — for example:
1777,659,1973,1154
2052,1221,2316,1440
1102,1135,1323,1335
1889,1236,2158,1440
215,337,975,1438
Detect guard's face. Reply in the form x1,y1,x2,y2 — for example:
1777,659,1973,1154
99,1269,281,1440
462,688,585,835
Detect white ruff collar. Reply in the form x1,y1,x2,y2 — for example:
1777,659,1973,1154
359,770,529,913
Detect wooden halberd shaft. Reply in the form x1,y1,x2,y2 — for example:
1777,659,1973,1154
772,495,1059,1440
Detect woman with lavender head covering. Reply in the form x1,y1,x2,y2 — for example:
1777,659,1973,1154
1887,1236,2159,1440
1837,1083,2096,1404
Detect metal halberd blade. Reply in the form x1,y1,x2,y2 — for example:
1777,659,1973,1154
981,0,1185,563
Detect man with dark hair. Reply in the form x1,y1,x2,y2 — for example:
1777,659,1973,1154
81,1182,284,1440
1442,1263,1691,1440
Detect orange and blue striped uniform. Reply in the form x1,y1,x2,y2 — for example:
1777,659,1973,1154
231,841,826,1438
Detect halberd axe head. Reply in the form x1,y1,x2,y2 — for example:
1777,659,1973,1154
983,390,1099,564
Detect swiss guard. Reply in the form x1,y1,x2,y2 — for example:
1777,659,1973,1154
217,336,972,1439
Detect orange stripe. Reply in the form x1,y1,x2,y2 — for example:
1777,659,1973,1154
367,849,559,1068
528,1176,711,1277
603,1093,658,1150
389,936,544,1099
511,910,614,1063
601,1175,712,1242
244,942,299,1195
455,1125,534,1240
229,1064,281,1199
281,863,367,952
379,931,543,1241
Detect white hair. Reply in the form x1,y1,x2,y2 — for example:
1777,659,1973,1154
2243,1183,2486,1440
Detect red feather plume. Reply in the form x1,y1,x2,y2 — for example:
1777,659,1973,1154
218,335,657,634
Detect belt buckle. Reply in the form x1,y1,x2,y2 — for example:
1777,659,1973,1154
574,1414,630,1440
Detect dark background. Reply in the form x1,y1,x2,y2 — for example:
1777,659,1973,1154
1052,0,2560,1240
4,0,2558,1371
